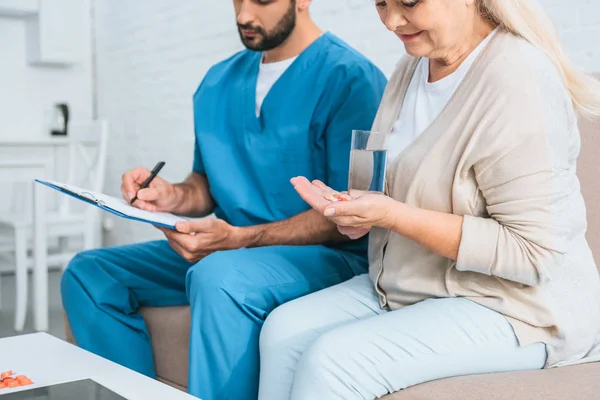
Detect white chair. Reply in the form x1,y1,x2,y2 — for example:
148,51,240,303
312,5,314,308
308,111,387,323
0,120,109,332
0,160,50,331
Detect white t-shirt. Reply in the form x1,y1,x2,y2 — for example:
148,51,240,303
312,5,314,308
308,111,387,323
388,29,498,163
256,56,298,117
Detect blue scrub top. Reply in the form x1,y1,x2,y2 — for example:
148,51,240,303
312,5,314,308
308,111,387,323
192,33,387,254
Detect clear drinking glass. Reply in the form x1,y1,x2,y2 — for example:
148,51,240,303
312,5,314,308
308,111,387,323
348,130,389,193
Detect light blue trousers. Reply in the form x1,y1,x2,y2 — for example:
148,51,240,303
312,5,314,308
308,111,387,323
61,240,366,400
258,274,547,400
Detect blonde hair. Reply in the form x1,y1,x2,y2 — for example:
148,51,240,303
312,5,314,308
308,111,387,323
478,0,600,118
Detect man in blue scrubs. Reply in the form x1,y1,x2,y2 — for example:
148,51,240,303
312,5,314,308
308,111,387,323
61,1,386,399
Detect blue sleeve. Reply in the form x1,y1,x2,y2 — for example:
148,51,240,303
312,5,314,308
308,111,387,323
191,82,206,175
324,65,387,192
192,138,205,175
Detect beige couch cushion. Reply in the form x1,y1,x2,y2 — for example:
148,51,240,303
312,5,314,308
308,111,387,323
578,106,600,267
140,306,190,388
383,363,600,400
65,306,192,389
72,306,600,400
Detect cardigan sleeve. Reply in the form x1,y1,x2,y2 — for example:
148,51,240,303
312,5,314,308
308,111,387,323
456,51,580,287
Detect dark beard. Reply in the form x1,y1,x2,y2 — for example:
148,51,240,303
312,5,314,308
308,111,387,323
237,1,296,52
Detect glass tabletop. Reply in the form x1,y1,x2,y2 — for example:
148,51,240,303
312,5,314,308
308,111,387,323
1,379,127,400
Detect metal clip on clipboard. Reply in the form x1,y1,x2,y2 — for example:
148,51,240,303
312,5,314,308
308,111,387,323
78,191,106,207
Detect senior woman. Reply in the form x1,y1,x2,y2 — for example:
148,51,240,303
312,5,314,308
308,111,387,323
257,0,600,399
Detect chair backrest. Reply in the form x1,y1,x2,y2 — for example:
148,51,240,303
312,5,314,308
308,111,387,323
577,73,600,271
59,120,109,215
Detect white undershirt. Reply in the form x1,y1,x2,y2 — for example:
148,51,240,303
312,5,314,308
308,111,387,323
256,56,298,117
388,28,498,163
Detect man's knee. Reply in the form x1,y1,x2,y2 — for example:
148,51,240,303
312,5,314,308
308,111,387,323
61,249,104,297
185,249,250,299
60,249,110,311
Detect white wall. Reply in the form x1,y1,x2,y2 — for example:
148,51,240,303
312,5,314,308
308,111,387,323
0,1,93,243
92,0,600,246
0,2,93,139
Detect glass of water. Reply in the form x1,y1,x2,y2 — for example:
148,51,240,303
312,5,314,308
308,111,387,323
348,130,389,193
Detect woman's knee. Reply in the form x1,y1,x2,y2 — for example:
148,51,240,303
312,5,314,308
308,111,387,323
260,302,301,355
297,329,350,377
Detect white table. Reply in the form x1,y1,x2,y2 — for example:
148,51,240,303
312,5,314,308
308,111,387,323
0,333,197,399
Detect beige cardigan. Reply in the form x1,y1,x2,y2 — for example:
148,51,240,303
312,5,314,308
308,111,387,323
367,30,600,367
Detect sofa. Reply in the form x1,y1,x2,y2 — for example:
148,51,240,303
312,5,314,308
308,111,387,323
66,76,600,399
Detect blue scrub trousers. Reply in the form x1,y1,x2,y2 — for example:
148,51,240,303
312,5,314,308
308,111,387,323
61,240,365,400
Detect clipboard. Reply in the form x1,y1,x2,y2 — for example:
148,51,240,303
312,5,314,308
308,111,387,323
35,179,188,230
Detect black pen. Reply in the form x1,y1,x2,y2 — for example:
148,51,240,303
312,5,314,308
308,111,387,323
130,161,166,205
